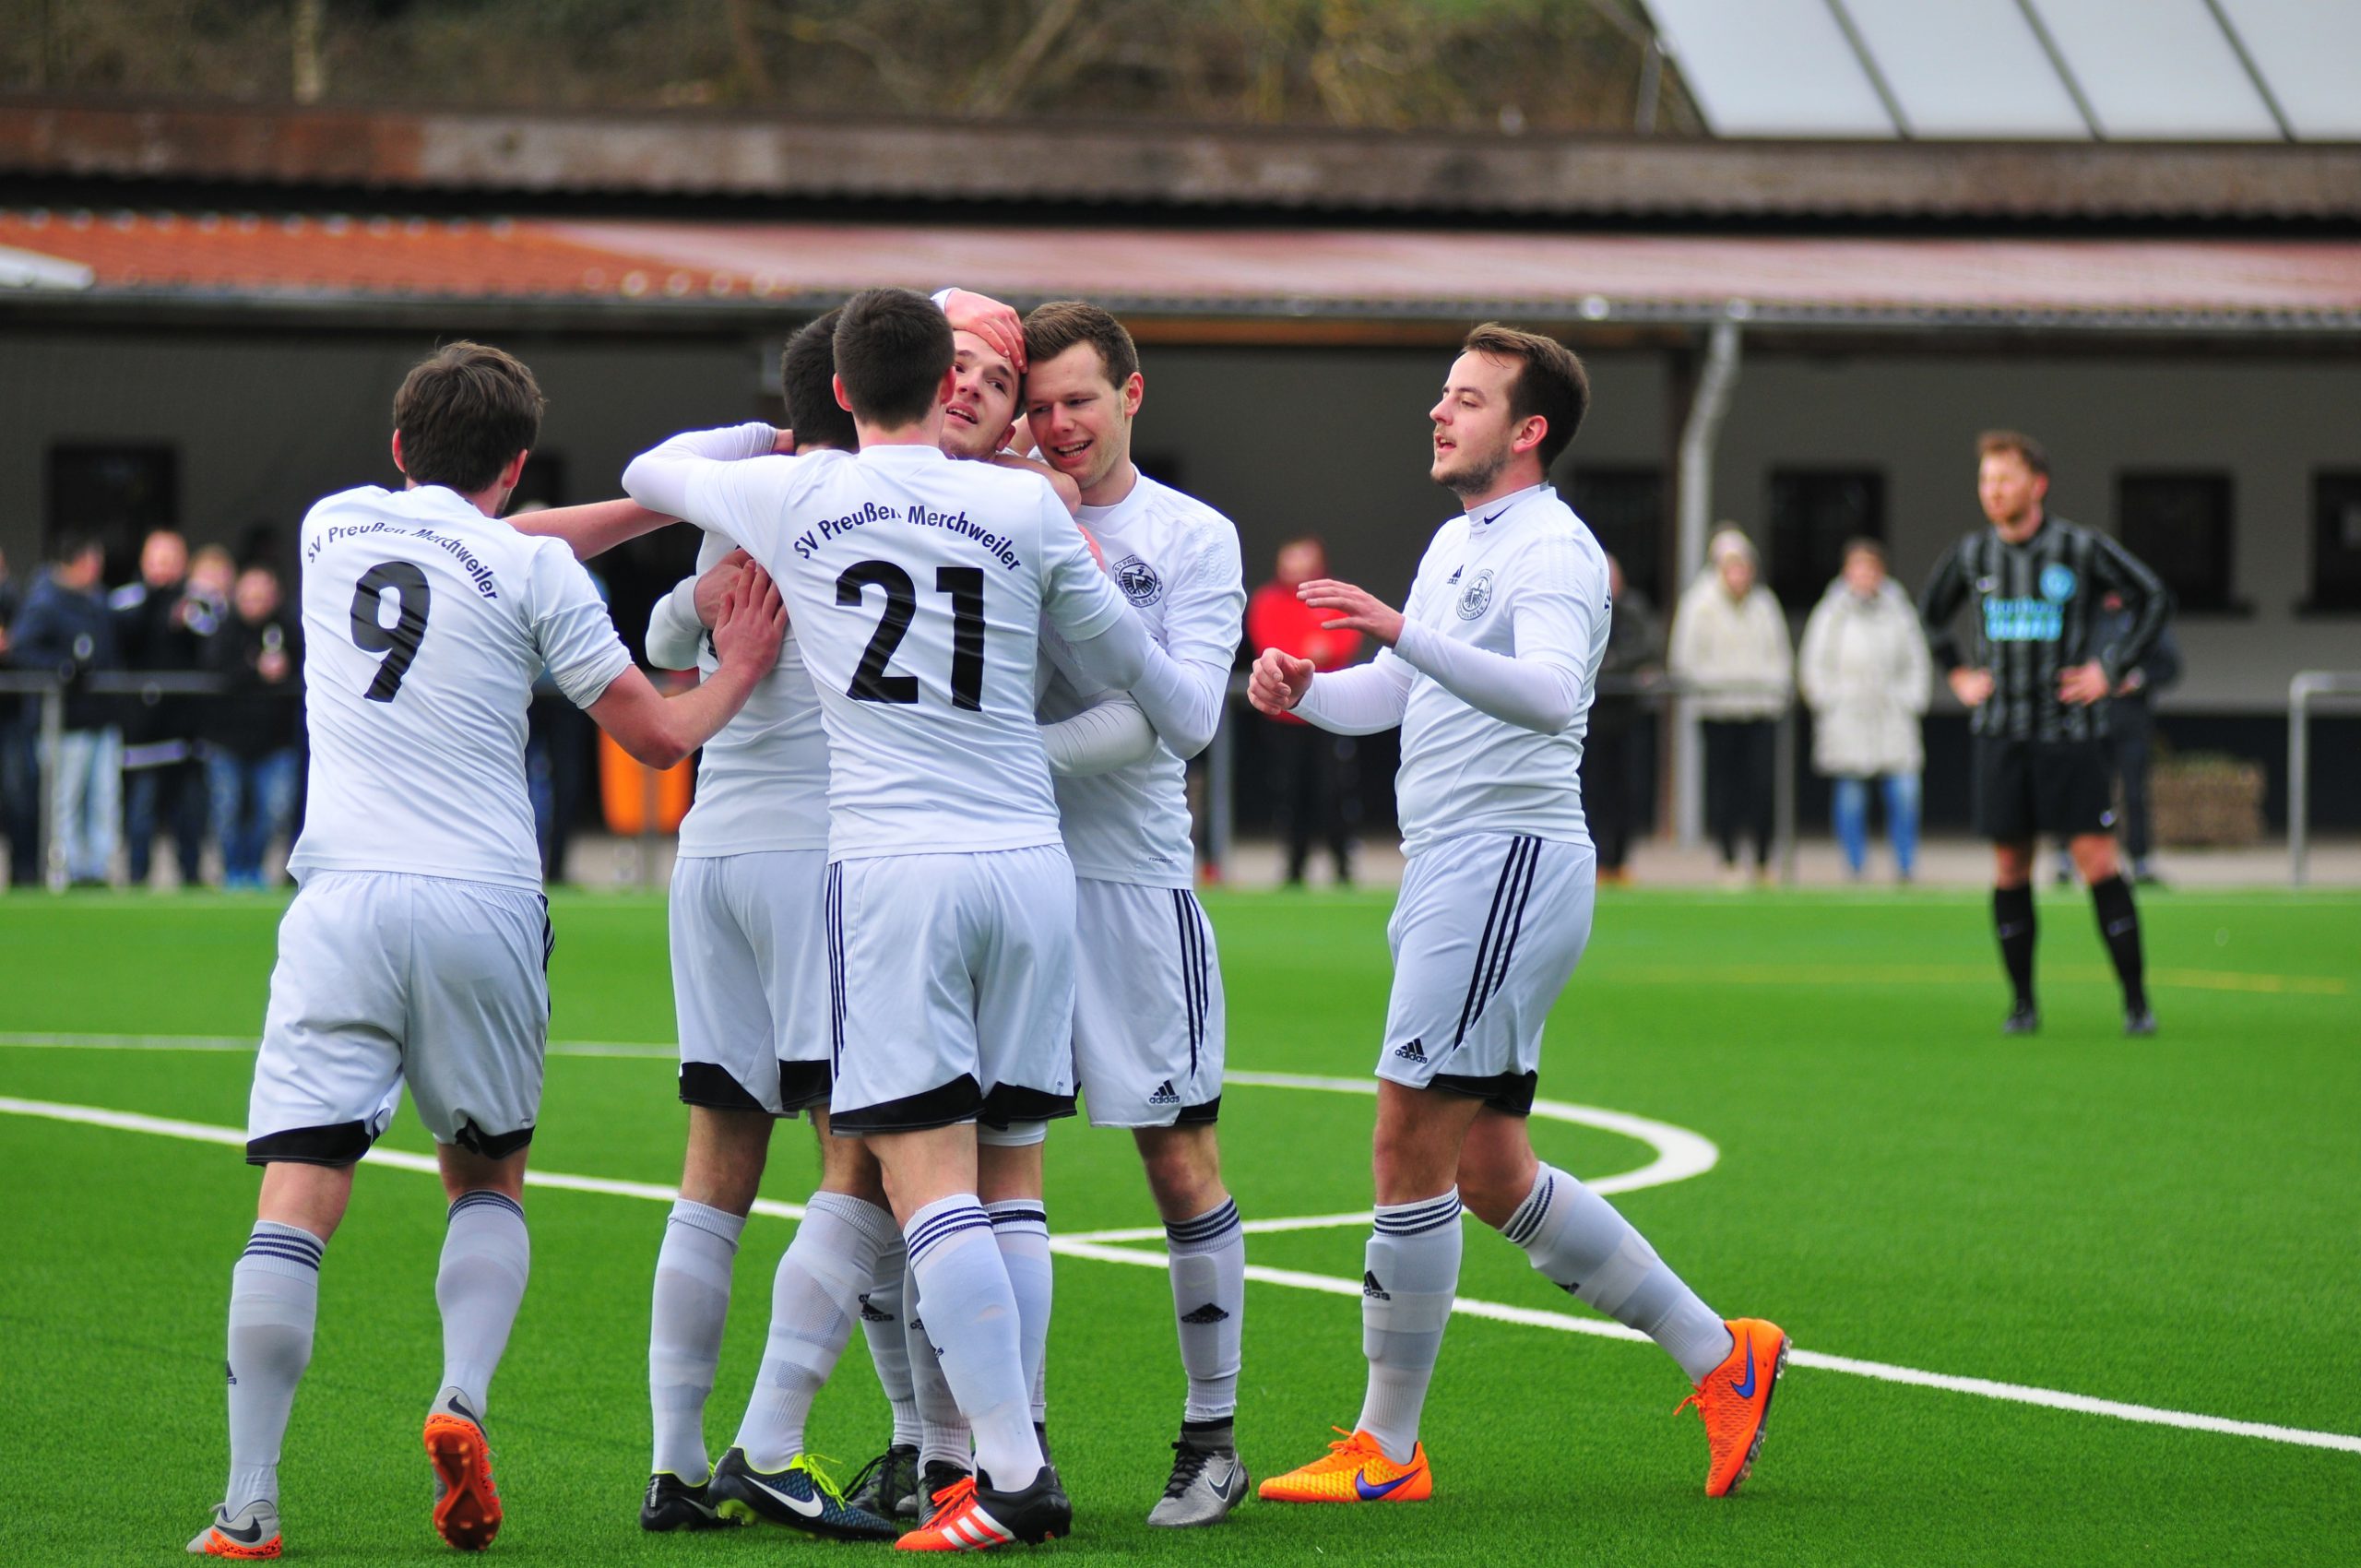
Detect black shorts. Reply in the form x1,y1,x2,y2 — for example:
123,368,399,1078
1973,736,2116,842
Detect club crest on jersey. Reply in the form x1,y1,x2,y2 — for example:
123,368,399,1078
1456,568,1495,621
2040,564,2078,603
1112,553,1163,607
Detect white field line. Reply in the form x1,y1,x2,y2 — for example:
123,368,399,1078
1061,1070,1719,1244
4,1093,2355,1458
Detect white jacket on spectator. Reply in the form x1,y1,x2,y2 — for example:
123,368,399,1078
1798,576,1930,777
1669,572,1792,719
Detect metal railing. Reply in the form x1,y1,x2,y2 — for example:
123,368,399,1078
2286,671,2361,886
1203,671,1800,885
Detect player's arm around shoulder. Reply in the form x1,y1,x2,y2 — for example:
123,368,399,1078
587,566,787,769
620,422,789,553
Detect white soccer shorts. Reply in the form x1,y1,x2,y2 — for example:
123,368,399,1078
1073,877,1225,1128
669,849,832,1116
1376,832,1596,1115
246,871,552,1163
825,844,1079,1135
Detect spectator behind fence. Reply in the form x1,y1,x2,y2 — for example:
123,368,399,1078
1584,552,1661,885
1669,527,1792,885
1799,538,1931,883
0,545,37,885
202,563,304,889
11,532,124,885
2057,590,2181,888
1246,536,1363,885
112,528,214,888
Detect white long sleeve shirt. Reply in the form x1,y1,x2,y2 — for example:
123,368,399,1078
1037,471,1244,888
1294,483,1608,857
623,426,1132,861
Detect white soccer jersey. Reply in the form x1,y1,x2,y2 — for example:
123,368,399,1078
1038,474,1244,888
625,432,1129,860
647,530,831,857
289,483,635,891
1383,484,1608,855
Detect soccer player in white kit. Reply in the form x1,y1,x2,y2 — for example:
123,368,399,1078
186,342,784,1561
623,289,1188,1552
1249,326,1789,1506
1020,301,1254,1526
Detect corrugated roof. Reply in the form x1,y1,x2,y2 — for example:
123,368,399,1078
5,101,2360,223
6,210,2359,330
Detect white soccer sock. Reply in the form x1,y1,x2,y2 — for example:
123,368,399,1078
648,1198,744,1479
904,1196,1044,1488
904,1262,972,1472
735,1192,897,1471
1165,1197,1245,1424
1355,1191,1463,1465
437,1191,530,1414
1499,1164,1735,1384
860,1239,921,1449
986,1199,1053,1426
224,1222,324,1510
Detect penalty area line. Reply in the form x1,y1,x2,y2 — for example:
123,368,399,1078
2,1094,2354,1458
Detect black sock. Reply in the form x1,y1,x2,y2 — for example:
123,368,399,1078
2090,874,2147,1013
1993,885,2037,1009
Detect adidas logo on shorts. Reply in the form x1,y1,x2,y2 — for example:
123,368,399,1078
1149,1080,1181,1106
1362,1271,1391,1301
1180,1302,1231,1324
857,1294,894,1324
1393,1039,1427,1063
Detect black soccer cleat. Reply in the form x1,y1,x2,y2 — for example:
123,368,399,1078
844,1443,922,1521
916,1459,973,1526
640,1471,737,1532
2124,1006,2158,1038
2002,1004,2040,1036
897,1464,1072,1550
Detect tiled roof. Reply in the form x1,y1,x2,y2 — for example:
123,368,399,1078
7,209,2361,329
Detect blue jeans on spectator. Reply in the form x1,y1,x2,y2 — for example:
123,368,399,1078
47,727,123,884
208,748,299,889
125,754,209,886
1832,772,1920,881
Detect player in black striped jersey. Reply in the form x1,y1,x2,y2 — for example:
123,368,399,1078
1918,431,2168,1037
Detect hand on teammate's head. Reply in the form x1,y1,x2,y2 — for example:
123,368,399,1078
710,563,787,671
941,290,1026,373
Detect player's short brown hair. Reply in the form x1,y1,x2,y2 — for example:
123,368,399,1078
832,288,955,429
392,341,545,493
1022,301,1140,388
1977,429,2049,478
782,308,856,451
1843,536,1887,566
1462,323,1588,471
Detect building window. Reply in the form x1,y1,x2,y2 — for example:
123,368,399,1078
1567,466,1664,602
2117,472,2235,613
46,444,178,575
2309,472,2361,612
1766,469,1883,611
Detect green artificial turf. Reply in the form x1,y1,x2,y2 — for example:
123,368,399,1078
2,885,2356,1564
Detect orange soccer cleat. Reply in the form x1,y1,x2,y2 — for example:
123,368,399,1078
423,1389,504,1551
1256,1429,1431,1504
1676,1317,1790,1497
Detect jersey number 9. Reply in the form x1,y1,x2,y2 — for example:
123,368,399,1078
350,561,433,703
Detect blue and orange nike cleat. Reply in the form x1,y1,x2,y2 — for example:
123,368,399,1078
1676,1317,1790,1497
1256,1429,1431,1503
186,1501,281,1559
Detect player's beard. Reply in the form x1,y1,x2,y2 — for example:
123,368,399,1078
1437,440,1509,499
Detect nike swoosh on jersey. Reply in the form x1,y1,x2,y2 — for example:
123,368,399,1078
747,1474,825,1517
